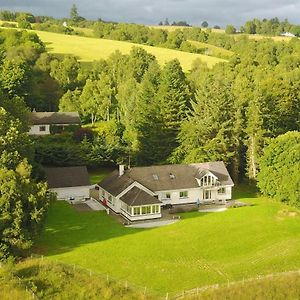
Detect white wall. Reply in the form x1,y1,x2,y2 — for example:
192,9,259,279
157,186,232,205
28,124,50,135
51,186,91,200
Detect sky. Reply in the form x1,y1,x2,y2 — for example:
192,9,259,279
0,0,300,27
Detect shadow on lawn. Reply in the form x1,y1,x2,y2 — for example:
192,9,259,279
34,201,143,256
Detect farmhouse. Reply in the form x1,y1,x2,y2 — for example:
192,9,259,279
45,166,91,200
28,111,81,135
90,161,234,221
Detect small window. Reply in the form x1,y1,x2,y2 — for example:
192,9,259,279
164,192,171,199
179,191,188,198
218,188,226,194
39,125,46,132
146,206,151,214
107,195,113,204
141,206,147,214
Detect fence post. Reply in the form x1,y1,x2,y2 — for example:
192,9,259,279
144,286,147,295
165,292,169,300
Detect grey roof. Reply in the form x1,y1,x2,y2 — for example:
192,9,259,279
99,161,234,197
45,166,90,188
120,187,161,206
29,112,81,125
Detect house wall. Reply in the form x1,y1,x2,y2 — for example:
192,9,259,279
51,185,91,200
157,186,232,205
29,124,50,135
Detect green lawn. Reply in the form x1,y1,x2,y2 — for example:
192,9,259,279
35,187,300,296
30,30,225,71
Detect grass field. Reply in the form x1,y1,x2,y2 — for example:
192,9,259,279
30,30,225,71
35,186,300,296
189,40,234,58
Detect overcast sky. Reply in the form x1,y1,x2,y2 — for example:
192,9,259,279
1,0,300,27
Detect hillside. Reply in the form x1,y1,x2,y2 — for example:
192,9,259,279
0,258,156,299
33,30,226,71
188,40,234,58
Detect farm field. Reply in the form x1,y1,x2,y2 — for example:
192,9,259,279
30,30,225,71
149,25,225,34
188,40,234,58
35,186,300,296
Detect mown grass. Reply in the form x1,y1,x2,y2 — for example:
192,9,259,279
31,30,225,71
189,40,234,58
35,185,300,295
0,258,155,300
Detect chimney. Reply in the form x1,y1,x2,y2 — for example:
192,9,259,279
119,164,125,176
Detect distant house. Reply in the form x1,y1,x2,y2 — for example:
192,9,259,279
45,166,91,200
280,32,296,37
90,161,234,222
28,112,81,135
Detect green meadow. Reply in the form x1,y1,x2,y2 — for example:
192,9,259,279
32,30,225,71
35,186,300,296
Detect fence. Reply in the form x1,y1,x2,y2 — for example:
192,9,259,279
171,269,300,299
29,254,162,299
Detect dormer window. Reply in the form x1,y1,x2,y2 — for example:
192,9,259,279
197,172,219,187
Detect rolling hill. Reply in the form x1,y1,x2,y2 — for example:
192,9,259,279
33,30,226,71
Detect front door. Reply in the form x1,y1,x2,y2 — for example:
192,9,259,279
203,190,211,200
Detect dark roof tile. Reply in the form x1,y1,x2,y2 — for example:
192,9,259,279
120,187,161,206
30,112,81,125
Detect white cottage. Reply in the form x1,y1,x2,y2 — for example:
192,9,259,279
28,112,81,135
91,161,234,222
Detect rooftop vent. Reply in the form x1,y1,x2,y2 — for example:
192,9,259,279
169,173,176,179
152,174,159,180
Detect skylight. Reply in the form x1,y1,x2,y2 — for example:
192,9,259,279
152,174,159,180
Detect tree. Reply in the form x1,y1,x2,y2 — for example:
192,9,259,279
225,25,236,34
157,59,191,161
201,21,209,28
164,18,169,26
59,88,81,112
257,131,300,207
70,4,79,22
79,76,113,124
0,159,50,259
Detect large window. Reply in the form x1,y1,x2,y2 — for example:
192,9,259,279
200,174,218,187
133,207,140,215
39,125,46,132
179,191,188,198
132,205,160,216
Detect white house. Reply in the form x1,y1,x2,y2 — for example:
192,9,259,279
90,161,234,222
28,112,81,135
280,32,296,37
45,166,91,200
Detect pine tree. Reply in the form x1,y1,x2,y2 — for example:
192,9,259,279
157,59,191,161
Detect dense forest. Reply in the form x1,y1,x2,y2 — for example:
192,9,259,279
0,10,300,257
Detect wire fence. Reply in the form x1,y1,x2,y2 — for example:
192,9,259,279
171,269,300,299
3,254,300,300
29,253,163,299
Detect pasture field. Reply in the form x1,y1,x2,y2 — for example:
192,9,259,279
35,186,300,296
188,40,234,58
32,30,225,71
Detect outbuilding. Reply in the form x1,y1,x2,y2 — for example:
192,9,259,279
45,166,91,200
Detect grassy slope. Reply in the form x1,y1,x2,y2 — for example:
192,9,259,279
0,258,154,300
189,40,234,58
35,187,300,295
31,30,225,71
187,271,300,299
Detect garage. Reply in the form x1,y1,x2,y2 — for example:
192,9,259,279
45,166,92,200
